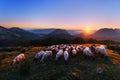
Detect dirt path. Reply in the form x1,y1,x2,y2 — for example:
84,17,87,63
107,49,120,68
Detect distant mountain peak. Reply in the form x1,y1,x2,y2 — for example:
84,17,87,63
47,29,74,39
91,28,120,41
0,26,20,40
9,27,26,31
9,27,40,40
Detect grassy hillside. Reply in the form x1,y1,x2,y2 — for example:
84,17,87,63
0,44,120,80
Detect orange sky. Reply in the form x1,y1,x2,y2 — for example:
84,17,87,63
0,22,120,30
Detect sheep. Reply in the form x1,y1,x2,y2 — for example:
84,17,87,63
76,45,83,51
11,53,25,65
95,45,109,59
72,47,77,56
83,47,93,56
90,44,96,53
55,49,64,63
83,47,95,59
76,45,84,55
64,49,69,64
33,51,45,62
41,50,53,63
89,44,97,57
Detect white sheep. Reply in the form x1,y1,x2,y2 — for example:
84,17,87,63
64,50,69,64
55,49,64,62
11,53,25,65
96,45,108,57
72,48,77,55
33,51,45,62
83,47,94,57
41,51,53,63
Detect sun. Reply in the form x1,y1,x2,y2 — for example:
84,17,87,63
84,27,91,34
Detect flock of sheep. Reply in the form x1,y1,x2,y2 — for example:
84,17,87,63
11,44,109,65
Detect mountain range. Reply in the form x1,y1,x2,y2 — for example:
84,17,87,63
0,26,120,45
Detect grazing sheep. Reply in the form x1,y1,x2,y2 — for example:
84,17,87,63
33,51,45,62
64,50,69,64
76,45,84,55
83,47,93,56
83,47,95,59
41,51,53,63
90,44,96,53
96,45,108,58
11,53,25,65
72,48,77,56
55,49,64,63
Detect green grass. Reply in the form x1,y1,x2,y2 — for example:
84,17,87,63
0,46,120,80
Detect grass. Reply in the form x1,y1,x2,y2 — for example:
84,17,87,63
107,44,120,54
0,44,120,80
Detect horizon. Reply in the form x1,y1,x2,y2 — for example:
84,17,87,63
1,25,120,35
1,25,120,30
0,0,120,31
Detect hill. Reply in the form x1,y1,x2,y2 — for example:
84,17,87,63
9,27,40,40
0,44,120,80
46,29,74,39
29,28,55,38
0,26,23,46
91,28,120,41
28,29,82,38
0,26,20,40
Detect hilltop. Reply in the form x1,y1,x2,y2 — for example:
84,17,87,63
9,27,40,40
0,44,120,80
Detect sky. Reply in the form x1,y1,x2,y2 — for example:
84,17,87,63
0,0,120,30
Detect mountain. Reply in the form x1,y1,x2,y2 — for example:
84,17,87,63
91,28,120,41
67,30,82,36
46,29,74,39
0,26,20,40
0,26,24,46
28,29,82,37
29,28,55,34
28,28,55,38
9,27,40,40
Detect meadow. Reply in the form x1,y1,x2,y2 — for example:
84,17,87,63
0,44,120,80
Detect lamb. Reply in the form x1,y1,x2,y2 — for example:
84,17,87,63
11,53,25,65
41,50,53,63
64,49,69,64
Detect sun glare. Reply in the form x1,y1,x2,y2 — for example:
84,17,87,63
84,27,91,34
